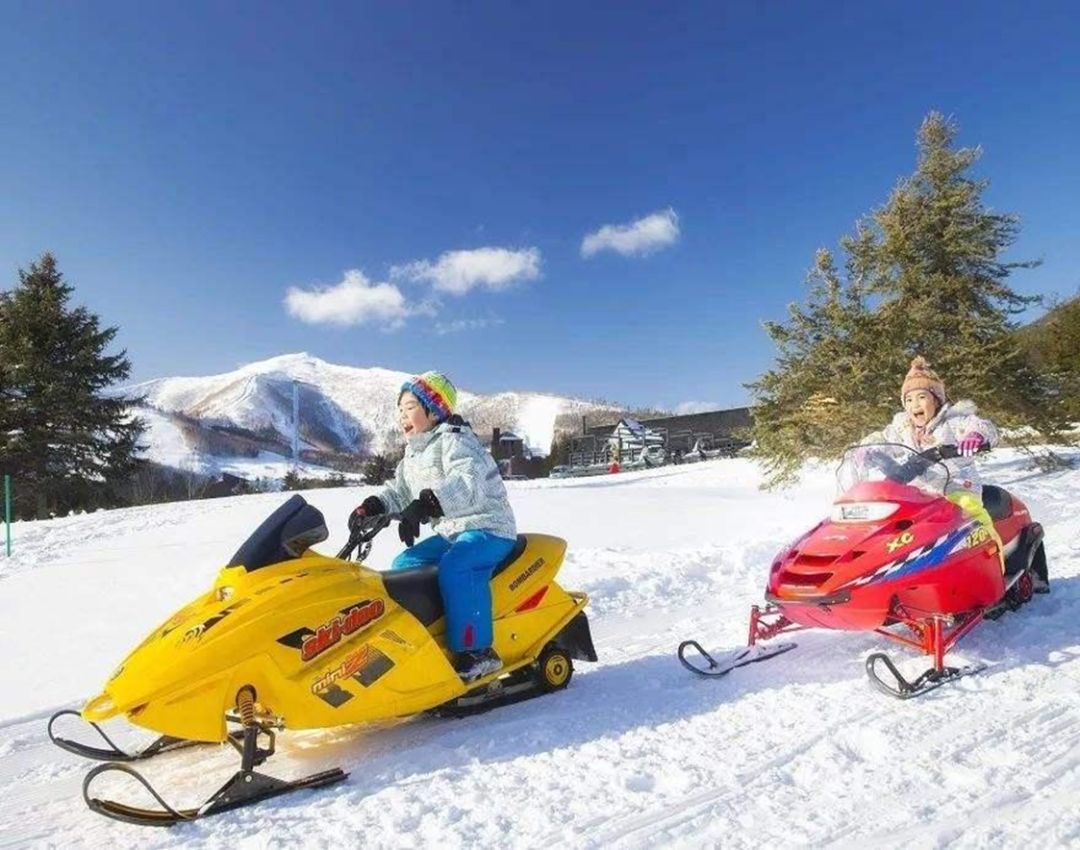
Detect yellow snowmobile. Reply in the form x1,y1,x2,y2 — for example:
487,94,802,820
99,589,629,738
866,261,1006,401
48,494,597,826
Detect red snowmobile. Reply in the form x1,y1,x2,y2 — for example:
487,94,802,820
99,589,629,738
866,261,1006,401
679,444,1048,698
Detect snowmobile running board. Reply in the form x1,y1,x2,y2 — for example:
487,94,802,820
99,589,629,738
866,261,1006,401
865,652,986,700
677,640,797,678
48,710,203,762
432,669,549,718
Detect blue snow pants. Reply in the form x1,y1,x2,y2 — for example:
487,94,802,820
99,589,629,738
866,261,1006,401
391,531,517,652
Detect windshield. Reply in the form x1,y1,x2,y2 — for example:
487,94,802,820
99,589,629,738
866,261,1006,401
227,494,329,571
836,443,951,497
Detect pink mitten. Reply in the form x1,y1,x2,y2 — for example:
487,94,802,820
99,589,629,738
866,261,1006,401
956,432,986,457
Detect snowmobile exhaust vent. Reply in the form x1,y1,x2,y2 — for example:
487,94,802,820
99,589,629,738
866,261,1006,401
791,552,839,569
777,570,833,587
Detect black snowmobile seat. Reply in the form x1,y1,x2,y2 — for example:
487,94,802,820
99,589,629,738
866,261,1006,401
981,485,1013,522
383,535,529,626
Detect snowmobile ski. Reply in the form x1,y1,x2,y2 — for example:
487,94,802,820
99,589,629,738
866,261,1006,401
80,708,348,827
677,640,797,678
48,710,202,762
864,652,986,700
82,760,348,827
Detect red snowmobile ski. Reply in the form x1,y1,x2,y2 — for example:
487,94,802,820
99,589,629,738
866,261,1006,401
679,444,1048,698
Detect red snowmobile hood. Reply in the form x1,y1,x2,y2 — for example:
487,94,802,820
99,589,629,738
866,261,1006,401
768,481,963,602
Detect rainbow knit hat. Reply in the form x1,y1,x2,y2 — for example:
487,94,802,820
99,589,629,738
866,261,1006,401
400,371,457,422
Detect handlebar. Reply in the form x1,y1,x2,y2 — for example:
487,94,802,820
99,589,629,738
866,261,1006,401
891,442,990,486
336,512,403,562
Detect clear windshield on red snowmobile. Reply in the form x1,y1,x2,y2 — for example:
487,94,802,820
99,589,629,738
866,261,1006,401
836,443,952,499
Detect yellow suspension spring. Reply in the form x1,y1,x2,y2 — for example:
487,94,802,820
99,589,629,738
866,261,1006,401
236,686,257,728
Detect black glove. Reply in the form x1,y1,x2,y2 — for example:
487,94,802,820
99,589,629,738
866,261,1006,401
398,489,443,547
348,496,386,533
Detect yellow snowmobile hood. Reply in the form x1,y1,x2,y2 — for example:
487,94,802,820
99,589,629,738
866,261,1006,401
84,552,387,739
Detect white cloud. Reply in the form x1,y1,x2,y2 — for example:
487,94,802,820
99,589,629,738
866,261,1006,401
581,208,680,258
435,316,506,335
674,400,719,415
393,247,541,295
284,269,411,328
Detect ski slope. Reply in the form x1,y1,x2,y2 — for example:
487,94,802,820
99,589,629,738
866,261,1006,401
1,452,1078,849
121,352,620,471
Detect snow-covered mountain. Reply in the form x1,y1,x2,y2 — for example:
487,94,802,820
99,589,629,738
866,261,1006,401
119,353,622,476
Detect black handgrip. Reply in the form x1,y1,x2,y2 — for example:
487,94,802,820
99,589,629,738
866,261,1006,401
336,512,404,561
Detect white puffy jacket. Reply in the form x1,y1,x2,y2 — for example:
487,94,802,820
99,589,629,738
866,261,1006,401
377,417,517,540
862,400,999,496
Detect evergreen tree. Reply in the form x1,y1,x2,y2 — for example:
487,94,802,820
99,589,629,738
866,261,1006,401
865,114,1065,434
750,114,1071,487
363,446,404,486
0,254,144,517
1018,293,1080,421
748,247,882,485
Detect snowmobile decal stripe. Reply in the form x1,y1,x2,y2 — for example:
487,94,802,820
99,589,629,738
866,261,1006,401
277,627,315,650
352,649,394,687
314,683,354,708
865,524,977,584
846,522,980,588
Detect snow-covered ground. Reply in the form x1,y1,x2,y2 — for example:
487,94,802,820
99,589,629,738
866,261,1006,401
1,452,1078,849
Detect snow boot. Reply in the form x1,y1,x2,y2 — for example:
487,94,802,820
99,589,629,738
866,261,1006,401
453,648,503,682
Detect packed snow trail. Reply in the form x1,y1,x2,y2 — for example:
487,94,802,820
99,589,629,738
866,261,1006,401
0,454,1078,848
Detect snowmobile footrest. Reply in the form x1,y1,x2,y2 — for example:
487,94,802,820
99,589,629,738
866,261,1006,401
865,652,985,700
432,671,547,718
677,640,797,678
83,761,348,827
48,710,201,762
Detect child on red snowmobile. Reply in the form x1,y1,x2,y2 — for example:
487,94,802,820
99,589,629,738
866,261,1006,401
349,371,517,682
861,355,1003,566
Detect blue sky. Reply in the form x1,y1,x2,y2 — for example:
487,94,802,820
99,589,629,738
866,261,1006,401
2,2,1078,411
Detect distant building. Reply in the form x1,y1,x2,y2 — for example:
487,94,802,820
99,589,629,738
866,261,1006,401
490,427,546,479
204,472,249,499
570,407,752,468
605,418,665,464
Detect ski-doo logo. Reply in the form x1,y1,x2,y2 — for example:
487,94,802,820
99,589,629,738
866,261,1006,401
509,558,544,591
300,600,385,662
